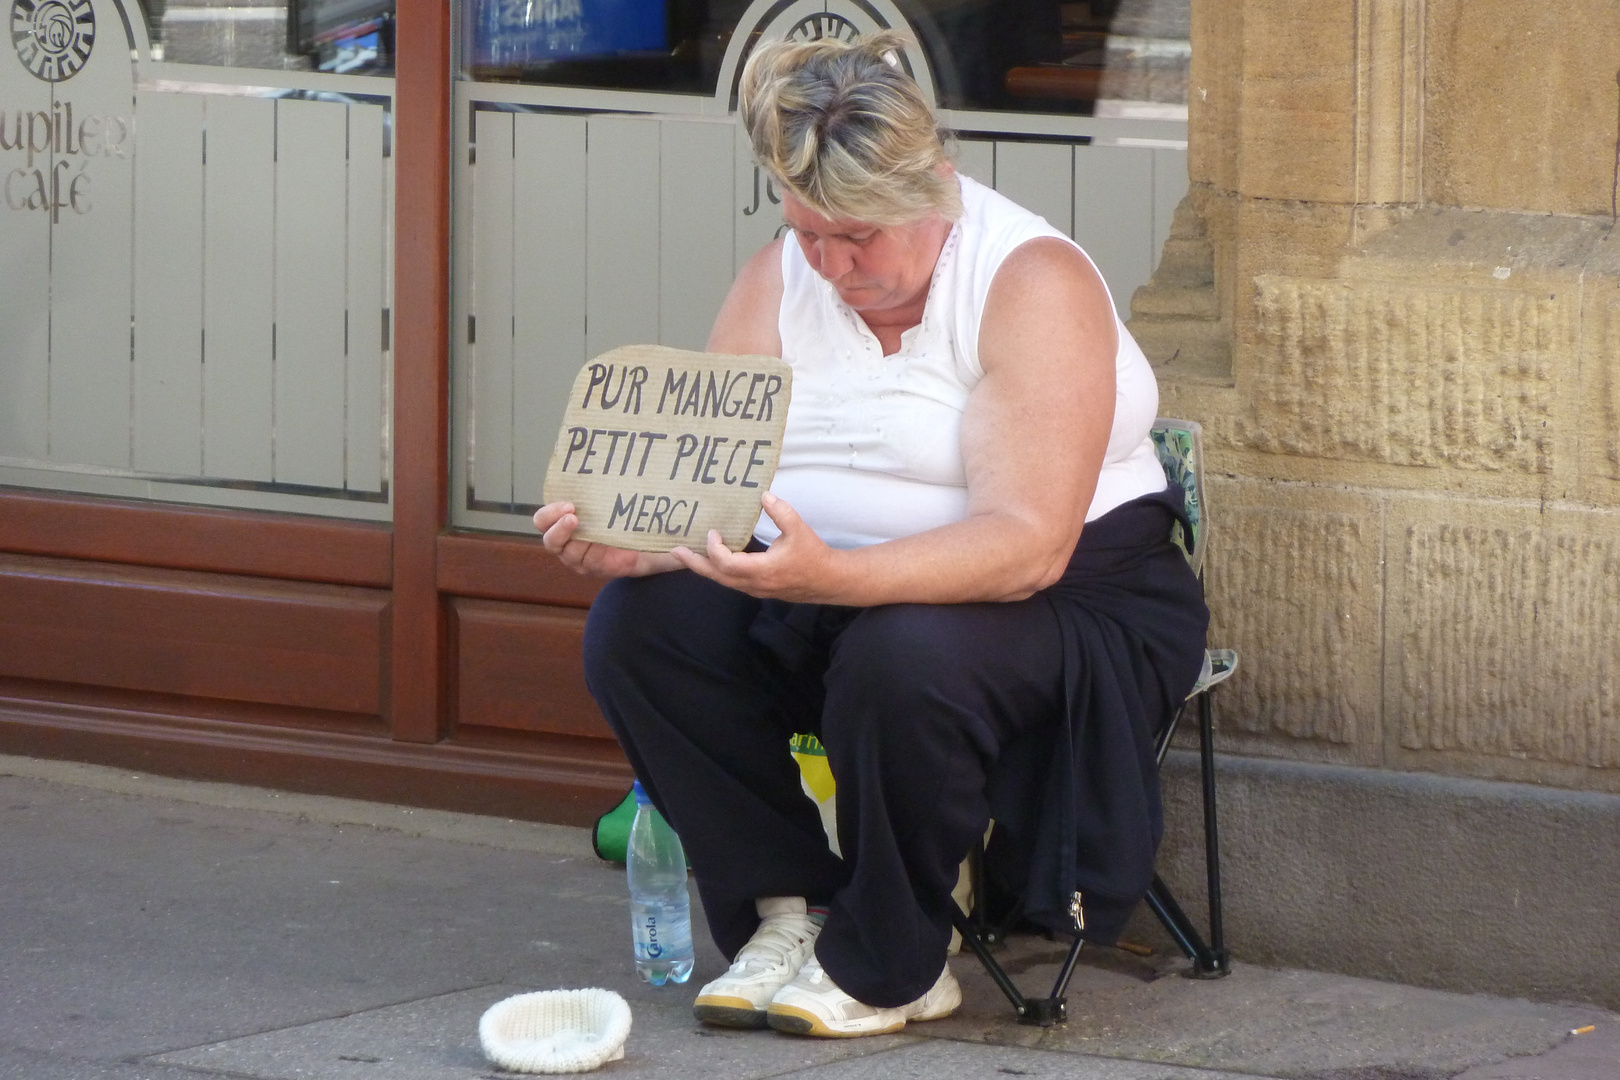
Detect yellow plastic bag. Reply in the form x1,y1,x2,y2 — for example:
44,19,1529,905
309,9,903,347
790,732,840,857
792,731,972,950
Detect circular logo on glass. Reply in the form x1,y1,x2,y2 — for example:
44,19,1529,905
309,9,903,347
11,0,96,82
786,13,860,44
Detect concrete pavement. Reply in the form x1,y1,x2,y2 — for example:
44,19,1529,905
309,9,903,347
3,753,1615,1080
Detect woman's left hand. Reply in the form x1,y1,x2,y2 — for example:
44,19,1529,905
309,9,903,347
670,492,843,602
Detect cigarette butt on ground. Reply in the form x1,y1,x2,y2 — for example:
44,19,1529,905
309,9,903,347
1114,940,1154,957
1570,1025,1596,1035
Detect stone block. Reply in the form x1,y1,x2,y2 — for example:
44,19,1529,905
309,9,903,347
1424,0,1620,217
1233,1,1359,203
1590,291,1620,485
1187,0,1242,192
1189,184,1243,314
1142,199,1215,290
1133,317,1232,383
1152,753,1620,1007
1351,0,1425,207
1128,189,1232,381
1237,275,1573,475
1229,198,1356,298
1157,377,1244,429
1201,479,1383,764
1385,497,1620,787
1348,205,1607,289
1134,284,1220,320
1579,230,1620,507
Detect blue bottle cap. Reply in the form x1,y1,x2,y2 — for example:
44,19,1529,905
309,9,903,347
632,779,652,805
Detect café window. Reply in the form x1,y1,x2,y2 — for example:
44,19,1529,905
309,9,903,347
458,0,1189,120
0,0,395,520
145,0,395,74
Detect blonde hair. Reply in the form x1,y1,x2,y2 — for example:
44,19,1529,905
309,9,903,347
738,30,961,227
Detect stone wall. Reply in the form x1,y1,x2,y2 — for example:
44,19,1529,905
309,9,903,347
1132,0,1620,796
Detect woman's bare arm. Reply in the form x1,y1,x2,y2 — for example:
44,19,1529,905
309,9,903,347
673,236,1117,603
707,237,785,356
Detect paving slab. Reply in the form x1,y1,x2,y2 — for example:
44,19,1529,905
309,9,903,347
766,1039,1270,1079
0,765,703,1072
153,985,923,1080
936,937,1614,1079
4,754,1618,1080
1454,1020,1620,1080
0,1045,220,1080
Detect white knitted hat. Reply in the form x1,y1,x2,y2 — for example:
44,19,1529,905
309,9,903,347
478,988,632,1074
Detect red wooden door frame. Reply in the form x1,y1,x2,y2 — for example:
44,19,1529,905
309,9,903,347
391,0,453,745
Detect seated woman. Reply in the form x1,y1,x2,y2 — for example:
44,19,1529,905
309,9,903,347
533,31,1208,1038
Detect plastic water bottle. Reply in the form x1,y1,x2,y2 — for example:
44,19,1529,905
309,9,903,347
626,781,694,986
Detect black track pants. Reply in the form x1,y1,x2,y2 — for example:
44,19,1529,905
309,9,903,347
583,571,1069,1008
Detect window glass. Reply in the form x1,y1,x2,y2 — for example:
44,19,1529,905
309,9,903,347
455,0,1188,119
920,0,1189,117
146,0,396,74
461,0,743,92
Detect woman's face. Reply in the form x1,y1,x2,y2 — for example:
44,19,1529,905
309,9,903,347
781,194,947,318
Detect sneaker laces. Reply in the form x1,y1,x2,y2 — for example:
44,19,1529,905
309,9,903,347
794,956,830,985
730,916,817,975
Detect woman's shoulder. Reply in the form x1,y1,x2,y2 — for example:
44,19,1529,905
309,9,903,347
981,237,1114,345
708,237,786,356
740,234,787,289
952,175,1083,299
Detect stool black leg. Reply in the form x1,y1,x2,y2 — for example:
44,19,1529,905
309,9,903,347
1199,688,1229,972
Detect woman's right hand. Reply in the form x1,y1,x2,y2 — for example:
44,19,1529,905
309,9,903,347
534,502,681,579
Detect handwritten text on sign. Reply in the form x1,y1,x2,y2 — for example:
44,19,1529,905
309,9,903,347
543,345,792,552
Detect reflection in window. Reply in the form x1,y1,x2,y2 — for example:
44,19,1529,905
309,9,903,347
920,0,1188,117
457,0,1188,119
462,0,743,92
146,0,395,74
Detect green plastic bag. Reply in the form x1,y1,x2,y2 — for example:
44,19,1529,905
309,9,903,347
592,788,637,863
592,734,837,864
591,787,692,868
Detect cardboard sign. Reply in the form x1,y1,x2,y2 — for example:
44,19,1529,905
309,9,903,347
543,345,792,552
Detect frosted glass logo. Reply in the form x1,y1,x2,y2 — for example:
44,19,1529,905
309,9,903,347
2,102,128,218
10,0,95,82
786,13,858,43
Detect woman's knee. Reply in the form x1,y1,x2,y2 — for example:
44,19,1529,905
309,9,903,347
821,602,1060,751
582,577,654,686
828,605,985,702
582,572,763,692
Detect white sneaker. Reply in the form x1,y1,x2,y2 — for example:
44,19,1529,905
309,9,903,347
692,897,822,1028
766,958,961,1038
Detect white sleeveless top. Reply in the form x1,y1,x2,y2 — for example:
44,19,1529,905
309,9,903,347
754,174,1165,550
